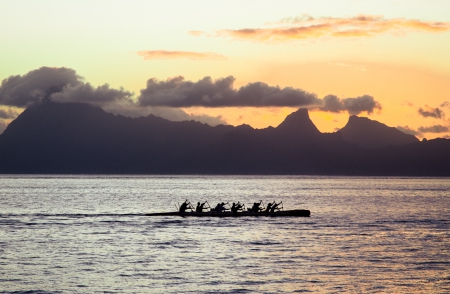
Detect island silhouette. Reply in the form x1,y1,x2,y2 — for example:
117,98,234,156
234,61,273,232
0,101,448,175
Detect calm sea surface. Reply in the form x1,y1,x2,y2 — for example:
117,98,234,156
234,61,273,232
0,175,449,293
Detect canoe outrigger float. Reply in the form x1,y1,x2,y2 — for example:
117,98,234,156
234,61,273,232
145,209,310,217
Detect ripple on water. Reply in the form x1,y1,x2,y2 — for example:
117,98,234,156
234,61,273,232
0,176,449,293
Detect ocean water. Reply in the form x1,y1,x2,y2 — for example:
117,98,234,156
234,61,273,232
0,175,449,293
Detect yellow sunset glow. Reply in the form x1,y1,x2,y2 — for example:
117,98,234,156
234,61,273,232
0,1,449,139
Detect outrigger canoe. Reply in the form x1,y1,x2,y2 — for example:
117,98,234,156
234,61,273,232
145,209,310,217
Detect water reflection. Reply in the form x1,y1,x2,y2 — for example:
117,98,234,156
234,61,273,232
0,176,449,293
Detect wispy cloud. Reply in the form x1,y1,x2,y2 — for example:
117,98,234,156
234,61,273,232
187,30,205,37
418,124,449,133
418,105,445,119
328,62,367,72
397,125,421,136
402,101,414,107
216,14,450,42
137,50,226,61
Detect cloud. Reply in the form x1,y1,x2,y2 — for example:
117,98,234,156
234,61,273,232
138,76,323,108
0,67,227,127
137,50,227,61
0,107,19,119
0,119,6,134
50,83,133,106
0,67,381,126
328,62,367,71
138,76,382,115
216,14,450,42
402,101,414,107
0,67,82,107
99,103,227,126
397,125,420,136
418,124,449,133
418,105,445,119
188,30,205,37
320,94,382,115
441,101,450,108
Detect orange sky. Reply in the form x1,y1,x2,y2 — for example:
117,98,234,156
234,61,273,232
1,1,450,139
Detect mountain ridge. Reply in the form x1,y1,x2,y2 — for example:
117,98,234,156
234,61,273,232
0,102,448,175
339,115,419,148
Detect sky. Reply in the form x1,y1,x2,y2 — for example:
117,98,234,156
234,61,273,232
1,0,450,139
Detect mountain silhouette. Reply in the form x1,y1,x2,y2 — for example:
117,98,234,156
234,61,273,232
339,115,419,148
276,108,321,136
0,102,448,175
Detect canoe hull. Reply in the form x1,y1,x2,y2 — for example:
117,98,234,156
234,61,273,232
145,209,310,217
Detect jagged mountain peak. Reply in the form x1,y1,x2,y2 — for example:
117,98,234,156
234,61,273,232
276,108,320,135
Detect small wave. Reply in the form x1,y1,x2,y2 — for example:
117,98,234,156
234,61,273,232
249,241,282,246
0,213,148,218
0,291,61,294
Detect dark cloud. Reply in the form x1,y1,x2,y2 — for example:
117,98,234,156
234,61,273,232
51,83,227,126
396,125,420,136
0,108,19,119
418,124,449,133
237,82,320,107
320,94,382,115
0,68,227,127
50,83,133,106
320,95,343,112
138,76,322,108
138,76,382,115
1,67,381,127
0,67,132,108
441,101,450,108
418,106,445,119
343,95,382,115
0,67,82,107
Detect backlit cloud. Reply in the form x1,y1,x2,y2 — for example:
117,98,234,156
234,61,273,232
137,50,226,61
138,76,321,108
0,67,227,127
418,124,449,133
50,83,133,106
0,67,82,107
397,125,420,136
418,105,445,119
0,67,382,128
0,108,19,119
320,94,382,115
216,14,450,42
138,76,381,115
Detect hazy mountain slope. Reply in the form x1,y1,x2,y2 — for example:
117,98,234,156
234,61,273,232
339,115,419,148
